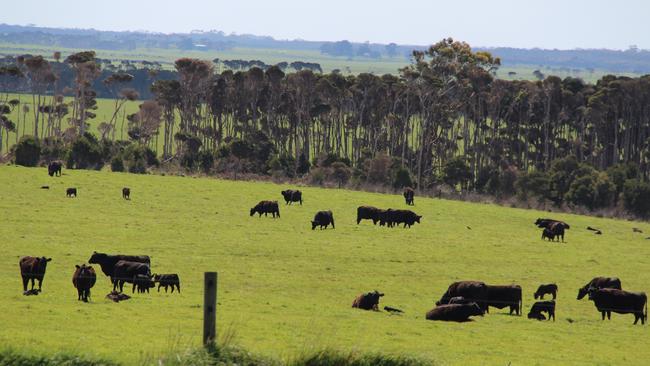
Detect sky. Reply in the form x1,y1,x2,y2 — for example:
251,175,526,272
2,0,648,50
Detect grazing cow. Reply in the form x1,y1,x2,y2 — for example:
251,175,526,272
528,300,556,321
72,264,96,302
448,296,472,305
535,218,570,230
356,206,385,225
352,290,384,310
535,218,570,241
48,161,62,177
534,284,558,300
106,291,131,302
88,252,151,282
312,210,335,230
577,277,622,300
66,188,77,197
250,201,280,218
380,209,421,228
281,190,302,205
425,303,484,322
541,228,555,241
384,306,404,313
19,256,51,292
403,187,415,205
113,260,151,292
485,285,522,315
436,281,489,311
122,187,130,200
132,274,155,293
153,274,181,293
588,288,647,324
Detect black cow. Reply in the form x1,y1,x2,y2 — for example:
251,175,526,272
588,288,647,324
403,187,415,205
380,209,421,228
485,285,522,315
281,190,302,205
312,210,334,230
250,201,280,218
528,300,555,321
357,206,384,225
426,303,484,322
122,187,130,200
72,264,96,302
66,188,77,197
106,291,131,302
113,260,151,292
48,161,62,177
153,274,181,293
352,290,384,310
436,281,489,311
541,228,555,241
534,284,558,300
132,274,155,293
88,252,151,286
19,256,51,292
535,218,570,242
577,277,622,300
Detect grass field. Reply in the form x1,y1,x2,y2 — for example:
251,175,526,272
0,165,649,365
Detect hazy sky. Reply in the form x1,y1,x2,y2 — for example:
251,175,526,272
2,0,648,49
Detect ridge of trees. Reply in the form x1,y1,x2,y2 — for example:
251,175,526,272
4,39,650,218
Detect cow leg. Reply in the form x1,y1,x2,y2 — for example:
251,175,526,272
157,284,161,292
176,284,181,293
21,276,28,292
119,281,125,293
607,311,611,320
132,283,137,293
30,278,35,291
165,286,169,293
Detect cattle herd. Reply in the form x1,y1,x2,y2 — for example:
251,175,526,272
17,166,649,329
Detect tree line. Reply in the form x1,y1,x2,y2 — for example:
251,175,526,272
3,38,650,217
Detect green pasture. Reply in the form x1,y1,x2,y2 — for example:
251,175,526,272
0,165,648,365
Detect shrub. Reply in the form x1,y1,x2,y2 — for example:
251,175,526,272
110,157,125,172
442,156,472,191
515,170,550,201
68,133,103,170
366,154,392,185
623,179,650,217
40,137,67,162
296,153,310,175
330,162,352,188
198,150,215,173
392,166,414,190
13,135,41,167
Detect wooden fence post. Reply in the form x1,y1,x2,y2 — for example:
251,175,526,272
203,272,217,346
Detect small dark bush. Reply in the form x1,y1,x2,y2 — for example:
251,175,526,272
13,135,41,167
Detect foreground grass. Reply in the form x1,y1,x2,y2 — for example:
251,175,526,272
0,165,649,365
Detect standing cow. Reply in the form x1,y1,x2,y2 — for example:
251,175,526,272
72,264,96,302
132,274,155,293
153,274,181,293
534,284,558,300
48,161,62,177
122,187,131,200
403,187,415,205
577,277,622,300
281,190,302,205
535,218,570,242
19,256,52,293
88,252,151,287
356,206,384,225
485,285,522,315
588,288,647,324
113,260,151,292
250,201,280,218
312,210,335,230
352,290,384,310
436,281,489,311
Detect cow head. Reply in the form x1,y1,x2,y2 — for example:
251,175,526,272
469,303,485,316
249,208,256,216
311,221,318,230
88,251,106,264
368,290,384,304
534,291,540,300
153,274,161,282
577,285,594,300
415,215,422,223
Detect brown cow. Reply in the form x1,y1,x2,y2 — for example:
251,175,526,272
356,206,384,225
588,288,647,324
72,264,96,302
352,290,384,310
19,256,51,293
485,285,522,315
577,277,622,300
426,303,484,322
436,281,488,311
534,284,558,300
403,187,415,205
250,201,280,218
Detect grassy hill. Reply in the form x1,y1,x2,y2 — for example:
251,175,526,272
0,165,649,365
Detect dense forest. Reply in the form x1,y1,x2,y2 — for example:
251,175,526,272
2,38,650,217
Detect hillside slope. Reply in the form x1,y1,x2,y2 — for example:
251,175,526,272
0,165,648,365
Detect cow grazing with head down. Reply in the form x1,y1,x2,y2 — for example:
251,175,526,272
588,288,647,324
426,303,484,322
72,264,96,302
312,210,334,230
19,256,52,293
436,281,488,311
122,187,130,200
403,187,415,205
356,206,384,225
380,209,421,228
153,274,181,293
352,290,384,310
281,190,302,205
250,201,280,218
534,284,558,300
113,260,151,292
88,252,151,287
528,300,555,321
66,188,77,197
485,285,522,315
577,277,622,300
48,161,62,177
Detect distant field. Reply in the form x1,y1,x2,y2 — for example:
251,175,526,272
0,42,642,81
0,165,649,365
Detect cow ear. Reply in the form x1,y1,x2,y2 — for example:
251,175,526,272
75,265,80,269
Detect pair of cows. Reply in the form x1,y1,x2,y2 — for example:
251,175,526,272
577,277,647,325
357,206,422,228
536,218,570,242
19,257,97,302
432,281,523,321
250,196,335,230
